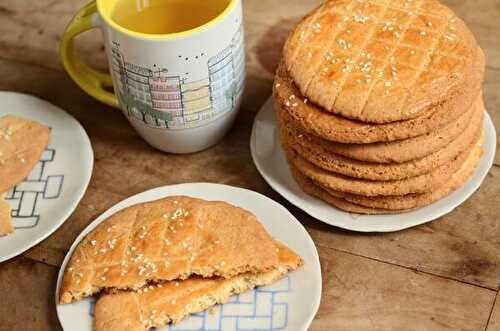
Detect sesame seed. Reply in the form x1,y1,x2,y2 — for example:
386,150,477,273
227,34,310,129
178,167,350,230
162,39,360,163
90,240,97,246
171,299,176,304
214,240,221,245
175,282,180,287
101,276,106,281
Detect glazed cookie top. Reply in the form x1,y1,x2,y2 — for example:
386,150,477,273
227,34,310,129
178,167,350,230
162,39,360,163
283,0,481,123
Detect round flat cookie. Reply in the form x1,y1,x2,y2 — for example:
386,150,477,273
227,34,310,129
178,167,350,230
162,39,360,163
274,59,483,143
279,94,480,163
290,166,403,215
282,0,482,123
321,132,484,211
281,104,483,180
0,115,50,193
286,132,476,197
290,132,483,214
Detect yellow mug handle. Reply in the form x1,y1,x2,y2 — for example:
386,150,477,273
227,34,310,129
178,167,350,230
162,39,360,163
60,2,119,108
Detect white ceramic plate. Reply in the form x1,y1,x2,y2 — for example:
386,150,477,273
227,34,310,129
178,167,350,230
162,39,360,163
56,183,322,331
251,98,497,233
0,92,93,262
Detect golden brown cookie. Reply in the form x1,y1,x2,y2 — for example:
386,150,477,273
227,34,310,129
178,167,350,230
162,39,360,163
282,0,482,123
279,94,481,163
281,104,483,180
290,132,483,214
59,196,279,304
0,115,50,193
286,130,477,197
274,58,484,143
94,241,303,331
0,194,13,236
321,132,484,210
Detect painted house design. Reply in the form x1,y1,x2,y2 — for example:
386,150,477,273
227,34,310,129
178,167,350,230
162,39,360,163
110,24,245,130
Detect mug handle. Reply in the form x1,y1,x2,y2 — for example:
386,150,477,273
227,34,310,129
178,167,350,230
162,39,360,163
60,2,119,108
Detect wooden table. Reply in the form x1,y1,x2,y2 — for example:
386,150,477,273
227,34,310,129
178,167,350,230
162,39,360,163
0,0,499,330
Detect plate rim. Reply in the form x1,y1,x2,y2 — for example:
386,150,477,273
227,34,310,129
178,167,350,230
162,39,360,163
250,97,497,233
55,182,322,331
0,91,94,262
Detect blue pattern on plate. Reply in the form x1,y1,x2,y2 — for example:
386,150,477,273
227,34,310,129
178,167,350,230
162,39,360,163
5,147,64,229
88,276,292,330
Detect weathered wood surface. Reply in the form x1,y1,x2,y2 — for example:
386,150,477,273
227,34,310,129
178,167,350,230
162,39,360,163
0,0,499,329
488,295,500,331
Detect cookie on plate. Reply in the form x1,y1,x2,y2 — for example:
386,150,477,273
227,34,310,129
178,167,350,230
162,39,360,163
0,194,13,236
290,132,483,214
273,59,483,144
278,94,480,163
282,0,482,123
0,115,50,193
59,196,280,304
94,241,303,331
281,103,483,181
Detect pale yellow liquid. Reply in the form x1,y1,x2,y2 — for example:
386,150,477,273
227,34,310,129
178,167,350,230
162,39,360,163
111,0,229,34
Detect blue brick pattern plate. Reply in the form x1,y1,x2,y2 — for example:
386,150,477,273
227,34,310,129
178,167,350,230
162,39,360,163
251,98,497,233
56,183,322,331
0,92,93,262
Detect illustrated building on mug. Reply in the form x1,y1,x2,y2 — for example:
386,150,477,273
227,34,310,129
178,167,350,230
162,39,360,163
110,24,245,129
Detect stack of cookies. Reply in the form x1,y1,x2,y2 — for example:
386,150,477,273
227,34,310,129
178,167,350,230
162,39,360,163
0,116,50,235
59,196,303,330
273,0,486,214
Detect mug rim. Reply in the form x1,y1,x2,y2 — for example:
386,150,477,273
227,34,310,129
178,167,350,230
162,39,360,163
96,0,239,40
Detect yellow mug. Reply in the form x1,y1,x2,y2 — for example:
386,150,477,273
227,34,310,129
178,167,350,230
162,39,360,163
60,0,245,153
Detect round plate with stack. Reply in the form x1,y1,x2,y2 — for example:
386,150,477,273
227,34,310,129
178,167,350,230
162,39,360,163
56,183,322,331
252,0,496,232
0,92,93,262
251,98,496,233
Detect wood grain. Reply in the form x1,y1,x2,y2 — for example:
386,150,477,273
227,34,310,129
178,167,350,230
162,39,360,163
310,245,495,331
0,258,61,330
488,295,500,331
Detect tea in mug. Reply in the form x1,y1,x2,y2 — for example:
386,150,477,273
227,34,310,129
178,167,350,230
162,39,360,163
111,0,229,34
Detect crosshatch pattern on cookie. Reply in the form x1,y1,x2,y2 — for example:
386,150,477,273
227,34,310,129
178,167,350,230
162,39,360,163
283,0,477,123
59,197,279,304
